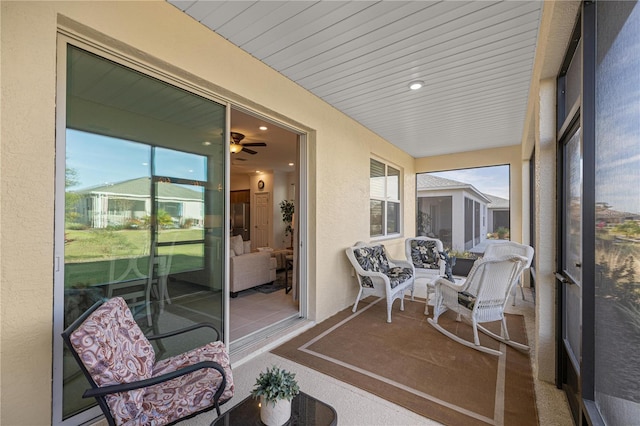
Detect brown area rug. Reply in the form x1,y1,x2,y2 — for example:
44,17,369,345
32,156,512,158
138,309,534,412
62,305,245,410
272,297,538,425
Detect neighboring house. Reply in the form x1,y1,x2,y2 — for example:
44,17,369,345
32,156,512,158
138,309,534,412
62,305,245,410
485,194,510,235
596,202,640,226
73,177,204,229
416,174,493,251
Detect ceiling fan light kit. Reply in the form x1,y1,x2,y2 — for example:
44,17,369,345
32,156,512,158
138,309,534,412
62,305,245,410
229,131,267,155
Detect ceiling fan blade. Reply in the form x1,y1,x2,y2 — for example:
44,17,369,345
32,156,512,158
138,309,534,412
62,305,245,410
242,147,258,155
242,142,267,147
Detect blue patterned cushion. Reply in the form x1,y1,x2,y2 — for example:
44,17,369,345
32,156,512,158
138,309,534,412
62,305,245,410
353,245,390,273
458,291,476,309
410,240,440,270
386,267,413,289
353,245,404,288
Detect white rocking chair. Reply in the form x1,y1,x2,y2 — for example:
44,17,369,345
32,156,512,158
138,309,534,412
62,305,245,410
427,254,529,356
483,241,534,305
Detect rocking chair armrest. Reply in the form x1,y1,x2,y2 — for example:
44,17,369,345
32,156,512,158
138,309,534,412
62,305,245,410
83,360,227,399
433,276,466,291
147,322,221,342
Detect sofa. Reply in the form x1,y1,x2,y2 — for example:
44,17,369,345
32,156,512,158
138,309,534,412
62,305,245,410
229,235,276,297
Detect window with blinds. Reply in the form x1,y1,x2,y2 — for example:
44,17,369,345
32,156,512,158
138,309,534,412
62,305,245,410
370,158,401,237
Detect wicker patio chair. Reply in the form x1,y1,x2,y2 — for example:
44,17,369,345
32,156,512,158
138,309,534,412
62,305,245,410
345,241,415,323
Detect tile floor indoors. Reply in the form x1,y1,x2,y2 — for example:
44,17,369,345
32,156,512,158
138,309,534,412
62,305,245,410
183,281,574,426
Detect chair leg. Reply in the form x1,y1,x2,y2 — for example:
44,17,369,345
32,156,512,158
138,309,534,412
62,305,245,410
472,319,481,346
352,289,363,313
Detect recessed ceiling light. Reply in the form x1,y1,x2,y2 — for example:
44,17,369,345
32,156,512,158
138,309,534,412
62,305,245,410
259,126,268,131
256,170,261,174
288,163,294,166
409,80,424,90
202,141,212,146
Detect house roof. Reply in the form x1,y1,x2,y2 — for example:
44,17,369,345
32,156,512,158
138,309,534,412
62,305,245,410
416,174,492,203
78,177,203,201
484,194,510,210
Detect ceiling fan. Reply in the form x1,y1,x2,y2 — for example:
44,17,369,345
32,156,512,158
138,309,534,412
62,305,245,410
230,131,267,155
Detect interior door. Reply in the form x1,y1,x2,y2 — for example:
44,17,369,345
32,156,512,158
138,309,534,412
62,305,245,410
254,192,270,248
558,122,583,422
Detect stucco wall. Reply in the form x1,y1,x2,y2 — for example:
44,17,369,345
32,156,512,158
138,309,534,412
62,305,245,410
0,1,415,424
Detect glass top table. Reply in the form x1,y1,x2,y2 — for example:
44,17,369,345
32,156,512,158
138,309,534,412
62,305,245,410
211,391,337,426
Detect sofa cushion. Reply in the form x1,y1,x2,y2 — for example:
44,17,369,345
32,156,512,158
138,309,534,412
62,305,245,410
230,235,243,256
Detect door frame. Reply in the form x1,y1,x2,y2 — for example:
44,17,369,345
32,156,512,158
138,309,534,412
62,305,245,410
554,3,599,424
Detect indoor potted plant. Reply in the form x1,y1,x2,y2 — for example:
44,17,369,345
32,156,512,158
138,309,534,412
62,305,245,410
279,200,295,249
251,365,300,426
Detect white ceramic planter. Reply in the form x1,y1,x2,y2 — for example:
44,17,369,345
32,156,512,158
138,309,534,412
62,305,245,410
260,396,292,426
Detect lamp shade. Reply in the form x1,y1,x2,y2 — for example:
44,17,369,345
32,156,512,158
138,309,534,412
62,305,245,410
229,143,242,154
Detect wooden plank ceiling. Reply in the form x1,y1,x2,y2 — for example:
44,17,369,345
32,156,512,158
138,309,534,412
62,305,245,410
169,0,543,158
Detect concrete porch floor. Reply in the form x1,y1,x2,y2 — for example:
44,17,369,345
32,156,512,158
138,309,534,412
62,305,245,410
184,283,573,426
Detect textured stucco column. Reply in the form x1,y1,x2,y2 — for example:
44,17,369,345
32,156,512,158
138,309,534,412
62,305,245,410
535,78,557,383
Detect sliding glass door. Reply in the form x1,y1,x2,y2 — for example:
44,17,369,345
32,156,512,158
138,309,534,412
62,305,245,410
54,44,226,424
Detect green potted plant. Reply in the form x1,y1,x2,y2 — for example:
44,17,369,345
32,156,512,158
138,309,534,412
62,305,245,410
251,365,300,426
279,200,295,248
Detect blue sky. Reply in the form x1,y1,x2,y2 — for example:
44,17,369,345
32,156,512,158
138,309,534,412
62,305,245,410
429,165,510,200
66,130,207,189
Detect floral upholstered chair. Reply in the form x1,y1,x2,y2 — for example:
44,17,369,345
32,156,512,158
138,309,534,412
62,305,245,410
61,297,234,426
345,241,415,323
405,237,446,314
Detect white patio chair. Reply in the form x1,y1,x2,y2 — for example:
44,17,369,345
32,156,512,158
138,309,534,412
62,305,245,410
405,236,445,314
483,241,534,305
345,241,415,323
427,254,529,356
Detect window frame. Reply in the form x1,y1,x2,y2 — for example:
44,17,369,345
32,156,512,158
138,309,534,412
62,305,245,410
369,157,402,239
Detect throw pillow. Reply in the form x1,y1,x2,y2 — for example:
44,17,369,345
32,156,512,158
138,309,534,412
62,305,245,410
230,235,243,256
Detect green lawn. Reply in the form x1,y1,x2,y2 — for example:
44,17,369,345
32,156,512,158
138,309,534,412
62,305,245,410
64,228,206,287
